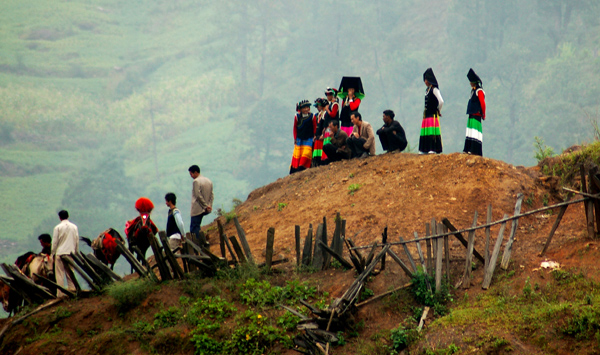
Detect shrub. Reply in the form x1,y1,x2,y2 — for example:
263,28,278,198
154,306,183,329
186,296,237,326
390,324,419,352
410,268,453,315
238,279,318,307
107,278,157,313
226,311,289,355
533,136,555,163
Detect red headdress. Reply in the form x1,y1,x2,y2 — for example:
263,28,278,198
135,197,154,213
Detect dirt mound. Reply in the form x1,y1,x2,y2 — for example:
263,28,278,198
213,152,555,264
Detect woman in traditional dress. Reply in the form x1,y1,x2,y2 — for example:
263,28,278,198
321,87,339,163
463,68,486,156
290,100,316,174
338,87,360,136
312,98,328,167
419,68,444,154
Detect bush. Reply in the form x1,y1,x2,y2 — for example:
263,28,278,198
107,278,157,313
154,306,183,329
238,279,318,307
186,296,237,326
390,324,419,352
410,268,452,316
226,311,289,355
533,136,555,163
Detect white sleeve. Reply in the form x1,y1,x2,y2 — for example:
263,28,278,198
433,87,444,112
174,210,185,235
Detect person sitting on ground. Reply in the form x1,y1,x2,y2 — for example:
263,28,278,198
346,112,375,158
165,192,185,252
322,120,351,164
38,234,52,255
376,109,407,153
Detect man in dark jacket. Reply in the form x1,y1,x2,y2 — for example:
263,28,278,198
322,120,351,164
376,110,407,153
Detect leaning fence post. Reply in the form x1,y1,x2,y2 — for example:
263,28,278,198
500,194,524,270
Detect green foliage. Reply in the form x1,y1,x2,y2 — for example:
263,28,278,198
348,184,362,195
534,136,556,163
410,268,453,315
153,306,183,329
276,312,300,332
522,277,533,299
390,324,419,353
50,306,74,323
238,278,317,307
226,311,289,355
424,343,461,355
359,287,375,301
107,278,157,313
539,141,600,187
190,331,223,355
186,296,237,326
277,202,287,212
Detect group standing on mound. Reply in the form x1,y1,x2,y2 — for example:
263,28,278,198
289,68,487,174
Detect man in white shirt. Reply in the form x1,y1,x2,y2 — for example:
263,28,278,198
188,165,214,246
52,210,79,297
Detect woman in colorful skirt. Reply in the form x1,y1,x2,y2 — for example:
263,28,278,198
463,68,486,156
290,100,316,174
312,98,328,167
321,87,339,163
419,68,444,154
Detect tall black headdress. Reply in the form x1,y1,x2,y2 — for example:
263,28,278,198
467,68,482,87
337,76,365,100
423,68,439,88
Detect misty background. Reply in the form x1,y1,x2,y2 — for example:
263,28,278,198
0,0,598,270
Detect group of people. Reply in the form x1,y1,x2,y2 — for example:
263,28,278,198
289,68,486,174
22,164,214,298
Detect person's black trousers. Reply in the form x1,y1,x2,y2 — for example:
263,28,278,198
322,144,348,163
347,137,368,158
379,131,407,152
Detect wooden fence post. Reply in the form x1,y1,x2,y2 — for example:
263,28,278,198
500,193,524,270
482,214,508,289
301,224,313,266
540,193,572,256
425,223,432,275
581,165,596,239
399,237,417,272
265,227,275,272
414,232,432,293
484,204,492,273
460,211,478,289
233,217,255,264
295,225,301,267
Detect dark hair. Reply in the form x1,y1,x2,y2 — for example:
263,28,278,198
383,110,395,120
58,210,69,220
329,119,340,127
188,165,200,173
350,111,362,121
38,233,52,243
165,192,177,205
